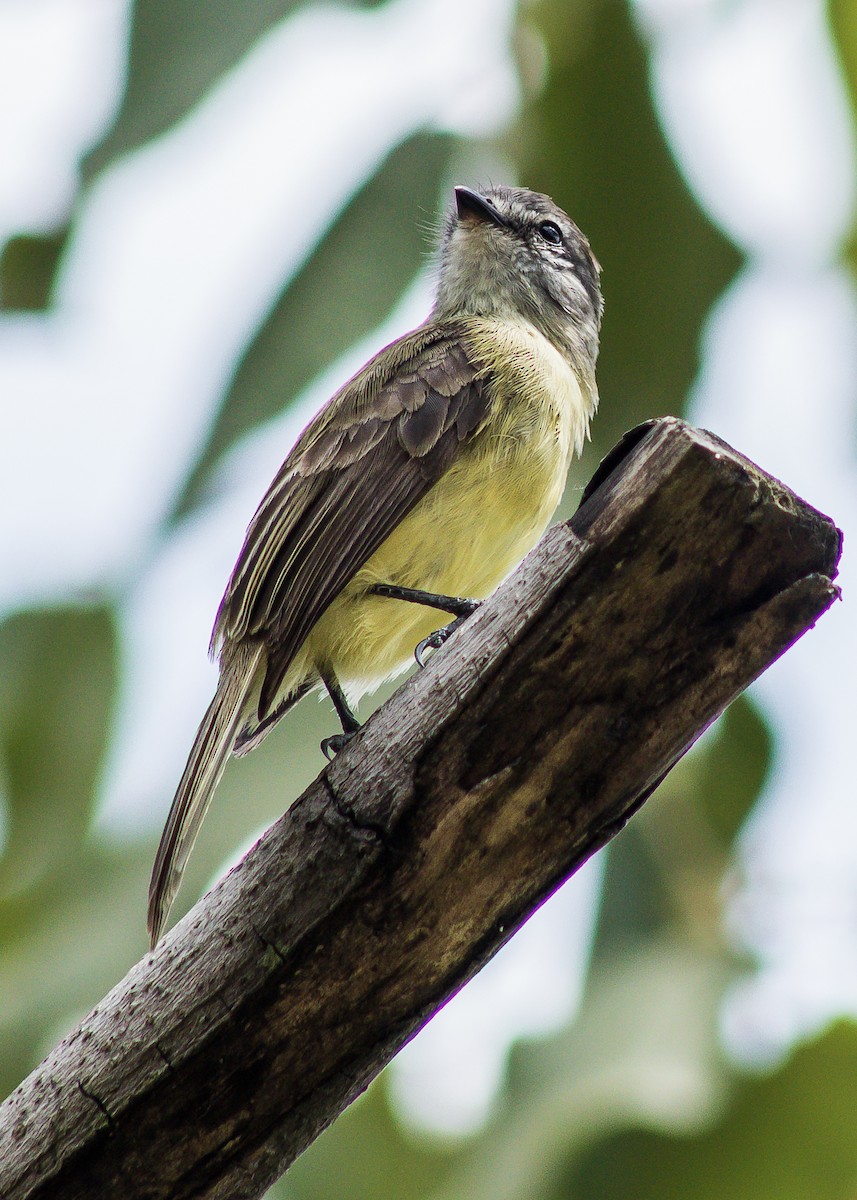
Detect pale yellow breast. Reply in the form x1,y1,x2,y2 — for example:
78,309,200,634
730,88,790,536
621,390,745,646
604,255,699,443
307,316,596,698
466,315,595,465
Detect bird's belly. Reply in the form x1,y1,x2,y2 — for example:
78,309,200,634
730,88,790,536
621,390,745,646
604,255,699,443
307,425,569,699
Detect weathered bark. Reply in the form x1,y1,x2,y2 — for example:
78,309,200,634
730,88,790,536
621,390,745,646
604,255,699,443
0,418,841,1200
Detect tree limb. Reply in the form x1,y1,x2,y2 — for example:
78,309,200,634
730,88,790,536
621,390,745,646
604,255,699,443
0,418,841,1200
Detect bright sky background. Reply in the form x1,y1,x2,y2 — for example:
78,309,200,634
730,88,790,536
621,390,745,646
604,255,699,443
0,0,855,1135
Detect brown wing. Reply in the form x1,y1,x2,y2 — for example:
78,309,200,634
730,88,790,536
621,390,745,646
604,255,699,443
212,321,490,717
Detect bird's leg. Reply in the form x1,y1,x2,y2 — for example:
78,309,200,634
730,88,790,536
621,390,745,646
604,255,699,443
369,583,481,666
369,582,480,617
319,665,361,759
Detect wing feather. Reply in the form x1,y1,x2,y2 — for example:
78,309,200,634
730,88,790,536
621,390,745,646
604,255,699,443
211,322,490,717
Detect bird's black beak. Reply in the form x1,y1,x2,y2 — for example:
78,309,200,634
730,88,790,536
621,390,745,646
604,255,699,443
454,186,509,229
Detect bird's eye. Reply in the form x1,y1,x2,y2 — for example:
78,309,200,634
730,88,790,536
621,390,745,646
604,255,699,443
538,221,563,245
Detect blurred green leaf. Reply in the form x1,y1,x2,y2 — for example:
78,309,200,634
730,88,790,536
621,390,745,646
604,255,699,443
516,0,741,458
0,607,117,897
424,939,729,1200
84,0,383,179
176,131,456,515
592,822,674,956
0,836,155,1100
0,229,69,312
570,1022,857,1200
273,1079,456,1200
696,696,771,847
828,0,857,271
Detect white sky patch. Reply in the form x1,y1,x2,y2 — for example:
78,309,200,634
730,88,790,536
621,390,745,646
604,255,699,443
0,0,129,241
690,264,857,494
638,0,856,262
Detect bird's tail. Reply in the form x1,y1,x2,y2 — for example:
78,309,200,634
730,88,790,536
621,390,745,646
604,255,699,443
147,643,263,948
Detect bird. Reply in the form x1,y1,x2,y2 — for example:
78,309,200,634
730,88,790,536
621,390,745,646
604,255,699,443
148,183,603,946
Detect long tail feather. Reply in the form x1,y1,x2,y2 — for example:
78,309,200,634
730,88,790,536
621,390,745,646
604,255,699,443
147,644,263,947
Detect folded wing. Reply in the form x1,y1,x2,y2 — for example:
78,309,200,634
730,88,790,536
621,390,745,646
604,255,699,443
212,322,491,716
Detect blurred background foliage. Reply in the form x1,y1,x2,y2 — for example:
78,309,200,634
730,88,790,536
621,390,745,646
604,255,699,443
0,0,854,1196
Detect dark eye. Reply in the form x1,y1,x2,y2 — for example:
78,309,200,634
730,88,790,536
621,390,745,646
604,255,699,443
538,220,563,245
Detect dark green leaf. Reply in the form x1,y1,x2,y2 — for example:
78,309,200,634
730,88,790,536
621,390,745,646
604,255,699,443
828,0,857,271
0,607,117,896
697,696,771,847
570,1023,857,1200
593,823,674,957
0,229,69,312
274,1077,455,1199
0,837,155,1100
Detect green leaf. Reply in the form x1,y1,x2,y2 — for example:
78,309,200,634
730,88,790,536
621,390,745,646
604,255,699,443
0,229,69,312
570,1022,857,1200
0,837,155,1101
828,0,857,271
175,131,456,516
0,607,117,897
273,1079,455,1200
697,696,771,847
592,821,674,955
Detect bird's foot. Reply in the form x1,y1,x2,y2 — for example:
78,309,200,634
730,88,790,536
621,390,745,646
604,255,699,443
415,603,480,667
321,729,357,760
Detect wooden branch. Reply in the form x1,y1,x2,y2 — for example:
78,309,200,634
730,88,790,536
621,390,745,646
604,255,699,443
0,419,841,1200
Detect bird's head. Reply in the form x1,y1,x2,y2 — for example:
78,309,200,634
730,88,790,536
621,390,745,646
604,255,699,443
433,184,602,368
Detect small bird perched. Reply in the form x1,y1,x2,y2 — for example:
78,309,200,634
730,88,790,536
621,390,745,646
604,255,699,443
148,184,603,946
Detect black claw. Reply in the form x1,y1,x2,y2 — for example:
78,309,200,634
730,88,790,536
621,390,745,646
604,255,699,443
414,613,471,667
321,730,357,760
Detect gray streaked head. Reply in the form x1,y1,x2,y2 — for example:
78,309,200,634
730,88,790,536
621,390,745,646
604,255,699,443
433,184,602,369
